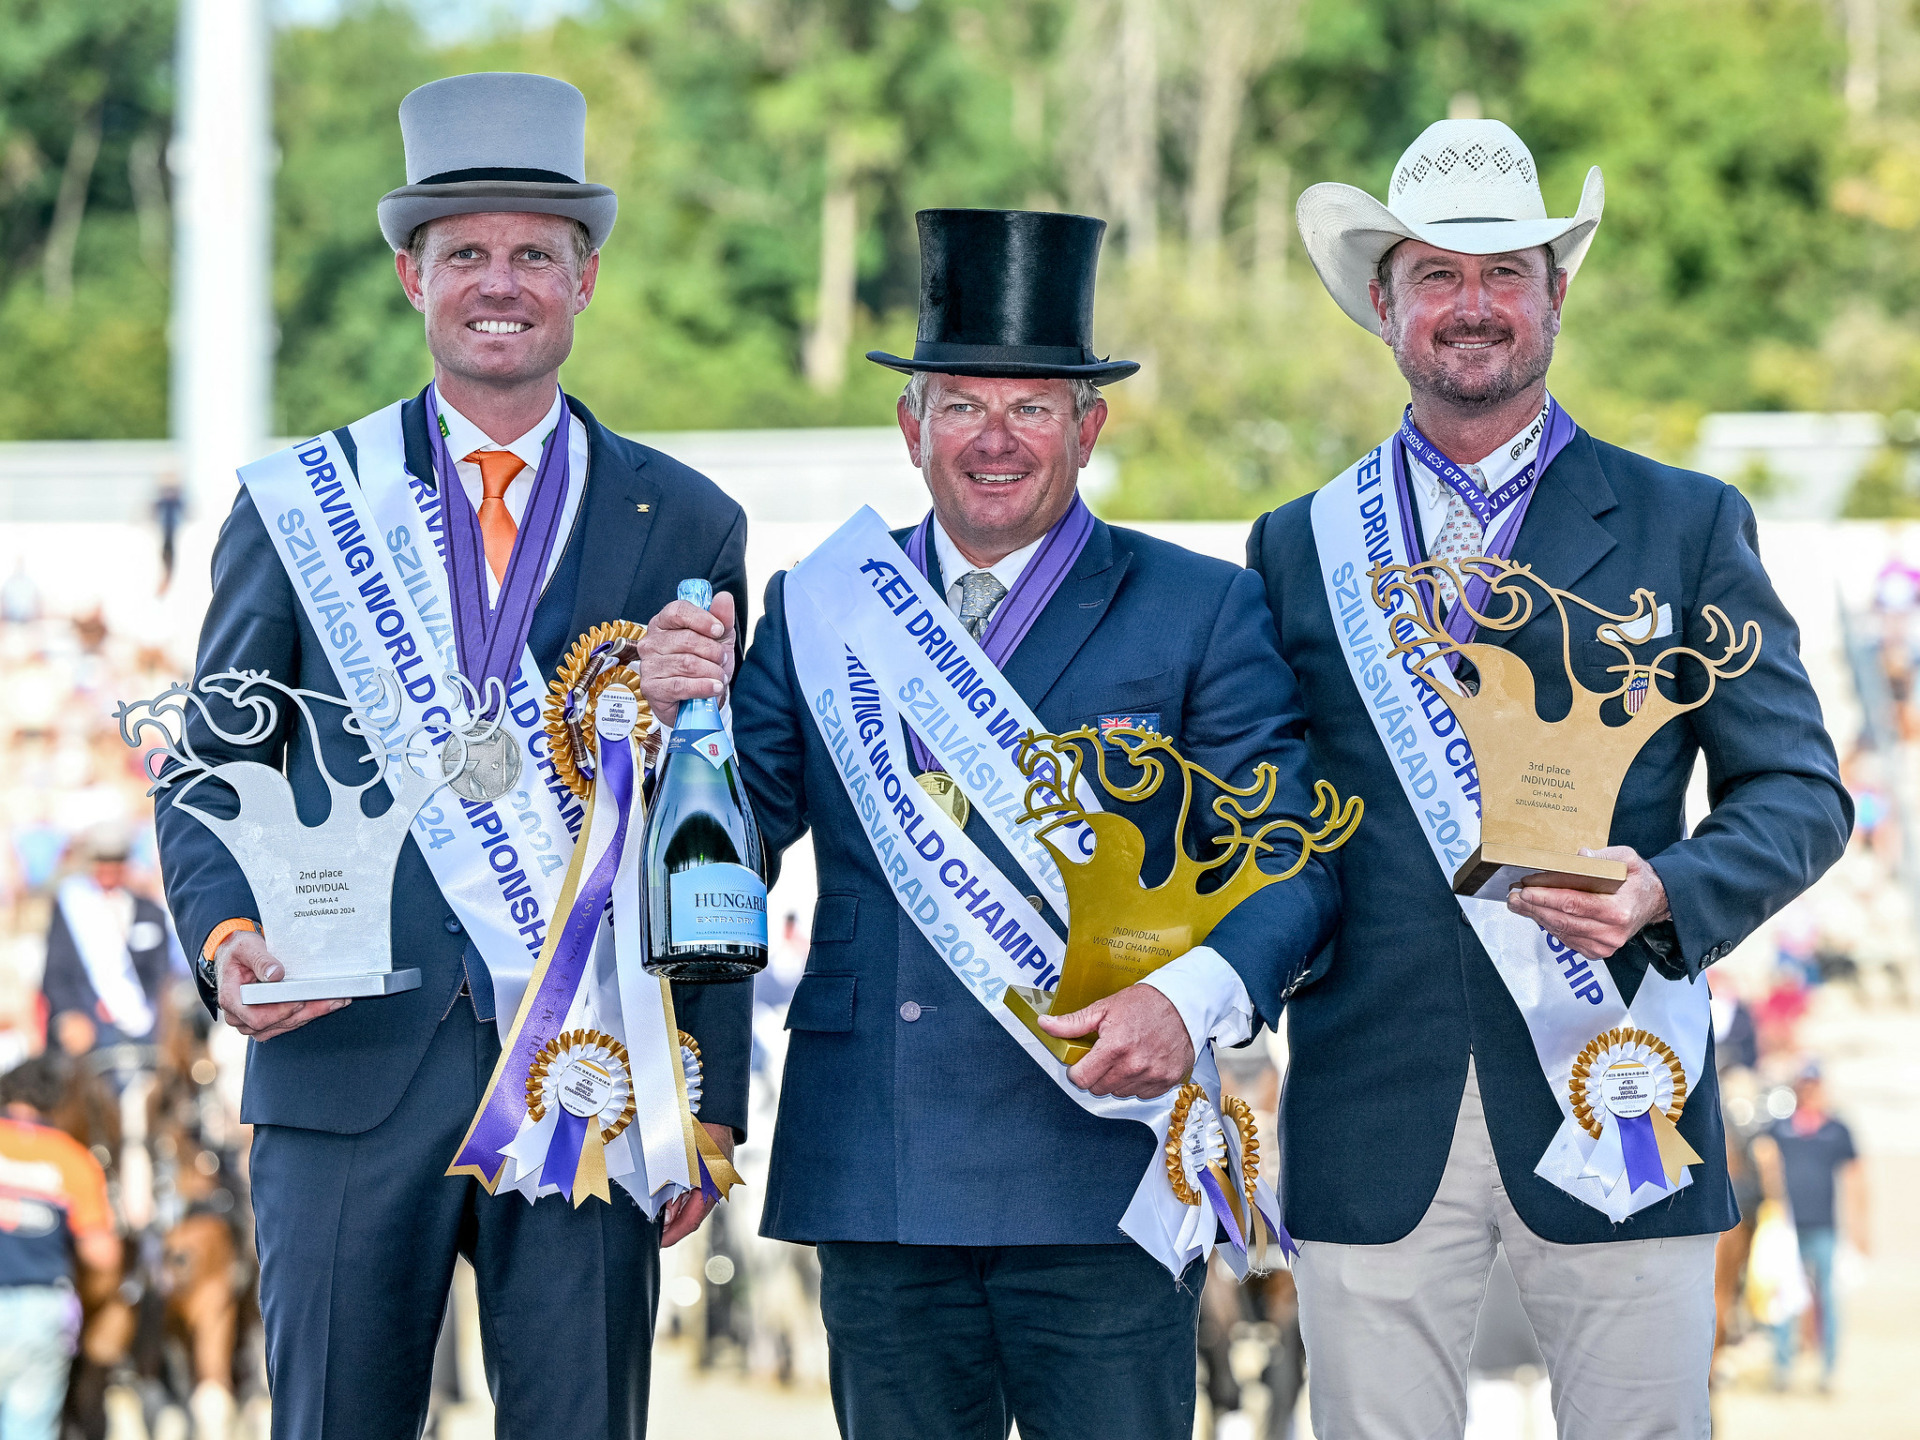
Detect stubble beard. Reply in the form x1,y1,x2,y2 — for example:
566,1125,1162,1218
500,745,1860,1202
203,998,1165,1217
1390,318,1556,412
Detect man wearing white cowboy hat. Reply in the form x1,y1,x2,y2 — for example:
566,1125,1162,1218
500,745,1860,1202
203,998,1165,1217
1244,119,1851,1437
155,72,753,1438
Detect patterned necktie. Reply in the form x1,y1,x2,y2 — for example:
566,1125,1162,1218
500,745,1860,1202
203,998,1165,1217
955,570,1008,640
1430,462,1487,607
464,449,525,584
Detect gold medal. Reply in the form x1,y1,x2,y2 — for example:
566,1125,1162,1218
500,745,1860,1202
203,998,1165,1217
916,771,971,828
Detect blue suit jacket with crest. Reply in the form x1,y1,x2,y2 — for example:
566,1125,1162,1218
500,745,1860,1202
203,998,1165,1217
734,517,1342,1245
155,388,756,1139
1248,428,1851,1246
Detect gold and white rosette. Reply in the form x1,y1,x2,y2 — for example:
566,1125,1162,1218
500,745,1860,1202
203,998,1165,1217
1569,1026,1704,1196
1165,1083,1289,1271
471,621,737,1213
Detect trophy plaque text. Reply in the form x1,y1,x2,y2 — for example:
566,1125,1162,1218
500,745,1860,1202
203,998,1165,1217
1371,556,1760,898
1003,727,1360,1064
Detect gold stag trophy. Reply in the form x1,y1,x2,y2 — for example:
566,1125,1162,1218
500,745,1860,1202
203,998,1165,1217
1370,556,1760,898
1003,728,1361,1065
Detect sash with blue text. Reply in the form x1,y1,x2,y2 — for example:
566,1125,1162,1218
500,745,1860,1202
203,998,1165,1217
783,507,1277,1275
1309,422,1710,1221
240,403,699,1211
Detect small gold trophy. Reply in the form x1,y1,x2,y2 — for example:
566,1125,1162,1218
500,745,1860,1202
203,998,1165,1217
1371,556,1760,898
1002,728,1360,1064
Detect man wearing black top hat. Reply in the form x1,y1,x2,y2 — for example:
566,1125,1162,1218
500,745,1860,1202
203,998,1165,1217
642,210,1340,1438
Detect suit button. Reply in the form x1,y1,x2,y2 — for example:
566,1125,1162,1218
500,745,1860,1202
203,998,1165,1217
899,1001,922,1022
445,916,463,935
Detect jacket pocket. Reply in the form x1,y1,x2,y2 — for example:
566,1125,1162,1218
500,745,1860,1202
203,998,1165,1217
785,973,856,1032
810,892,858,945
1072,667,1175,713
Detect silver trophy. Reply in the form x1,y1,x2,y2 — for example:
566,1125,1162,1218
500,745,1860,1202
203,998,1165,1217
119,668,509,1004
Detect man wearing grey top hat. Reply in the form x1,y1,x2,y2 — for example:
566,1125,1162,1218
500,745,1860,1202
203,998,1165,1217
154,73,753,1438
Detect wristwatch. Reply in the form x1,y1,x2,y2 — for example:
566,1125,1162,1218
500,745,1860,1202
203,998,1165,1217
198,918,259,992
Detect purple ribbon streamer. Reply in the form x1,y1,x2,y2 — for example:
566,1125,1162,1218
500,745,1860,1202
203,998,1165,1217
1247,1187,1299,1260
1618,1110,1669,1193
452,732,637,1179
542,1107,589,1191
1388,398,1577,659
426,383,571,715
900,494,1095,773
1198,1166,1247,1251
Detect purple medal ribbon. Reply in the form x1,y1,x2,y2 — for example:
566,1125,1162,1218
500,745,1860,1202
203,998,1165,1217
426,382,572,715
1618,1110,1670,1193
1389,397,1577,652
900,493,1095,773
451,731,638,1181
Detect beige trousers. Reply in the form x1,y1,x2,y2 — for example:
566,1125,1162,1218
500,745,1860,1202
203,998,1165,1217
1293,1059,1717,1440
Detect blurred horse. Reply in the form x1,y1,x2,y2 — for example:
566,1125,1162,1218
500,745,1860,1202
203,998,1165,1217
47,994,257,1439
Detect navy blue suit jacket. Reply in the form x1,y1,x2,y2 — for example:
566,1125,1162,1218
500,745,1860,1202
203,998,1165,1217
155,389,756,1138
735,517,1341,1245
1248,429,1851,1245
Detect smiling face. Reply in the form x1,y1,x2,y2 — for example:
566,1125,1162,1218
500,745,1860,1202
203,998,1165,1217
1370,241,1565,411
395,211,598,394
898,375,1107,567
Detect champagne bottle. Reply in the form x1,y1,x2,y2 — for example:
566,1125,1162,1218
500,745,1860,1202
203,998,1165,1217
641,578,768,980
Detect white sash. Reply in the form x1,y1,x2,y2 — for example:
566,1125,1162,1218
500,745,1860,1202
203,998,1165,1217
1310,443,1709,1221
243,407,578,1031
785,507,1264,1276
56,877,154,1038
241,408,694,1209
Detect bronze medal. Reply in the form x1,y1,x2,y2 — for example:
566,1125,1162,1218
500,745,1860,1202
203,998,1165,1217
915,771,971,828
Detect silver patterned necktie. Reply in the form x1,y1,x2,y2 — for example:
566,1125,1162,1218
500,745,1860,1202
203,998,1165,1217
955,569,1008,640
1431,463,1487,607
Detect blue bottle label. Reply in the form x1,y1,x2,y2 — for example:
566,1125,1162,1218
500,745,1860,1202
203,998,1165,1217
669,862,768,947
666,725,734,767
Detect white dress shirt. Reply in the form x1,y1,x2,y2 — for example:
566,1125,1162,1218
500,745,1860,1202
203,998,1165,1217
931,517,1046,613
434,387,589,603
931,514,1254,1058
1404,400,1550,551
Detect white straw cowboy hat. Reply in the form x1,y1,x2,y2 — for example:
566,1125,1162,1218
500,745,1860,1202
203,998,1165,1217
1296,118,1603,330
377,73,618,252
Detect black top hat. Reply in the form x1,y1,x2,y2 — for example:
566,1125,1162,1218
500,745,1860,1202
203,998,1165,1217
867,210,1138,385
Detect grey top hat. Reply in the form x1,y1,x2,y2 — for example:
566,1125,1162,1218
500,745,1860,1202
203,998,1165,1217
377,72,618,252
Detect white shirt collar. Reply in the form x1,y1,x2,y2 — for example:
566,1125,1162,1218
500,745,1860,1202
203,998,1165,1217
435,387,566,471
931,516,1048,601
1406,397,1551,502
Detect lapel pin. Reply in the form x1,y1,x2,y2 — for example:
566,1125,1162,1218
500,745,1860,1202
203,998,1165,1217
636,503,651,513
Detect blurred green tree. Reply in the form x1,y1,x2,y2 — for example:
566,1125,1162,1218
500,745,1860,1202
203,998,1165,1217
0,0,174,437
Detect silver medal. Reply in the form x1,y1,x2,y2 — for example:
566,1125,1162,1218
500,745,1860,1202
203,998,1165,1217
442,727,522,802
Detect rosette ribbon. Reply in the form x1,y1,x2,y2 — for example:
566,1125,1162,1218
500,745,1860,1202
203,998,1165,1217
676,1035,743,1203
1573,1030,1706,1200
450,628,733,1214
450,703,641,1200
1167,1084,1297,1275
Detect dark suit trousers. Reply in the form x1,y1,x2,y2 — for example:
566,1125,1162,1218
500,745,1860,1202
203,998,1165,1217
250,1002,660,1440
817,1241,1204,1440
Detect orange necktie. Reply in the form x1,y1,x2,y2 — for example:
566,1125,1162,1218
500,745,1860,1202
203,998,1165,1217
464,449,525,583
